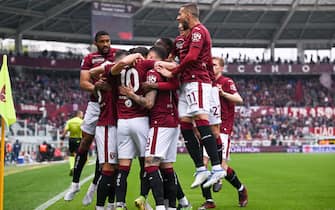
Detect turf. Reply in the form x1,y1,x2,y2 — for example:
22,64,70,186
4,153,335,210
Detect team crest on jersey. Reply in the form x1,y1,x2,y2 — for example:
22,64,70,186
147,74,157,84
176,40,184,49
192,32,202,42
110,152,116,160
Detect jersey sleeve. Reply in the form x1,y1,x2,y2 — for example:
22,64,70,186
189,27,205,49
146,70,163,84
81,55,92,71
224,78,237,94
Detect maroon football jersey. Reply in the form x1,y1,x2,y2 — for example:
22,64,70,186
96,70,118,126
178,24,212,84
172,34,186,60
117,59,155,119
147,70,179,128
81,48,118,102
217,76,237,135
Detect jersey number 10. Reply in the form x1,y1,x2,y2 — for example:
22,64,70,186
120,68,140,92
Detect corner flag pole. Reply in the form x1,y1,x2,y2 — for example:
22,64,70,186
0,117,5,210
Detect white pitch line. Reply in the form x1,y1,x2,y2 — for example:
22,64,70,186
34,174,94,210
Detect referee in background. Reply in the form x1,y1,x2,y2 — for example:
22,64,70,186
61,110,84,176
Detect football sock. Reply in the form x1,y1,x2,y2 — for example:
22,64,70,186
195,120,220,166
96,170,113,206
93,158,101,185
108,170,117,203
201,181,213,200
73,149,88,183
115,166,130,203
225,167,242,190
139,157,149,197
161,168,177,208
176,173,185,200
181,122,203,168
145,166,164,206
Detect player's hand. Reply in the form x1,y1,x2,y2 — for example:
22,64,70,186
95,78,112,91
119,85,134,97
156,66,173,78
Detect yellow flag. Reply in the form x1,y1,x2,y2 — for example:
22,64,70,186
0,55,16,126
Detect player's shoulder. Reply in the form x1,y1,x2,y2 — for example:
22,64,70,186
147,69,160,83
192,23,208,33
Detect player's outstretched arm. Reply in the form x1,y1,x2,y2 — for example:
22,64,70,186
111,53,144,75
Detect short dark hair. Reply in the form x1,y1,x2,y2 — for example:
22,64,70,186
154,38,173,55
182,3,199,18
129,47,149,58
149,46,167,60
94,31,110,42
115,49,129,61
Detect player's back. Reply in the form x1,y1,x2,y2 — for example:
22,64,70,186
147,70,179,128
117,59,155,119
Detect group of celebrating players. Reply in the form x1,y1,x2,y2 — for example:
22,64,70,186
62,3,248,210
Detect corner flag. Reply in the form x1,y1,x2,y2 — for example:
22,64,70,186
0,54,16,210
0,55,16,126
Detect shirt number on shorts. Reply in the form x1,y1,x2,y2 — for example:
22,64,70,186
212,106,219,116
186,92,197,105
120,68,140,92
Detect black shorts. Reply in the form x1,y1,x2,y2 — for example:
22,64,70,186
69,138,81,153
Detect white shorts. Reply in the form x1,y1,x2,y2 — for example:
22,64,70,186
203,133,231,161
209,87,222,125
117,117,149,159
145,127,180,163
178,82,211,118
95,126,118,164
81,101,100,135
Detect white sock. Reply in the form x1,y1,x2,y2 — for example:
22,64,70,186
212,164,222,171
96,206,104,210
156,205,165,210
179,196,189,206
71,182,79,188
196,166,207,171
88,183,96,191
238,185,244,191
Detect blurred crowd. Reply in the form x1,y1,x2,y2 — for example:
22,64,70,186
10,68,335,141
234,76,335,107
2,49,335,65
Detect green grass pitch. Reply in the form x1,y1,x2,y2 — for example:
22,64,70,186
4,153,335,210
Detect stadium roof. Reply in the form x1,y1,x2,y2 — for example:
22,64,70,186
0,0,335,49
